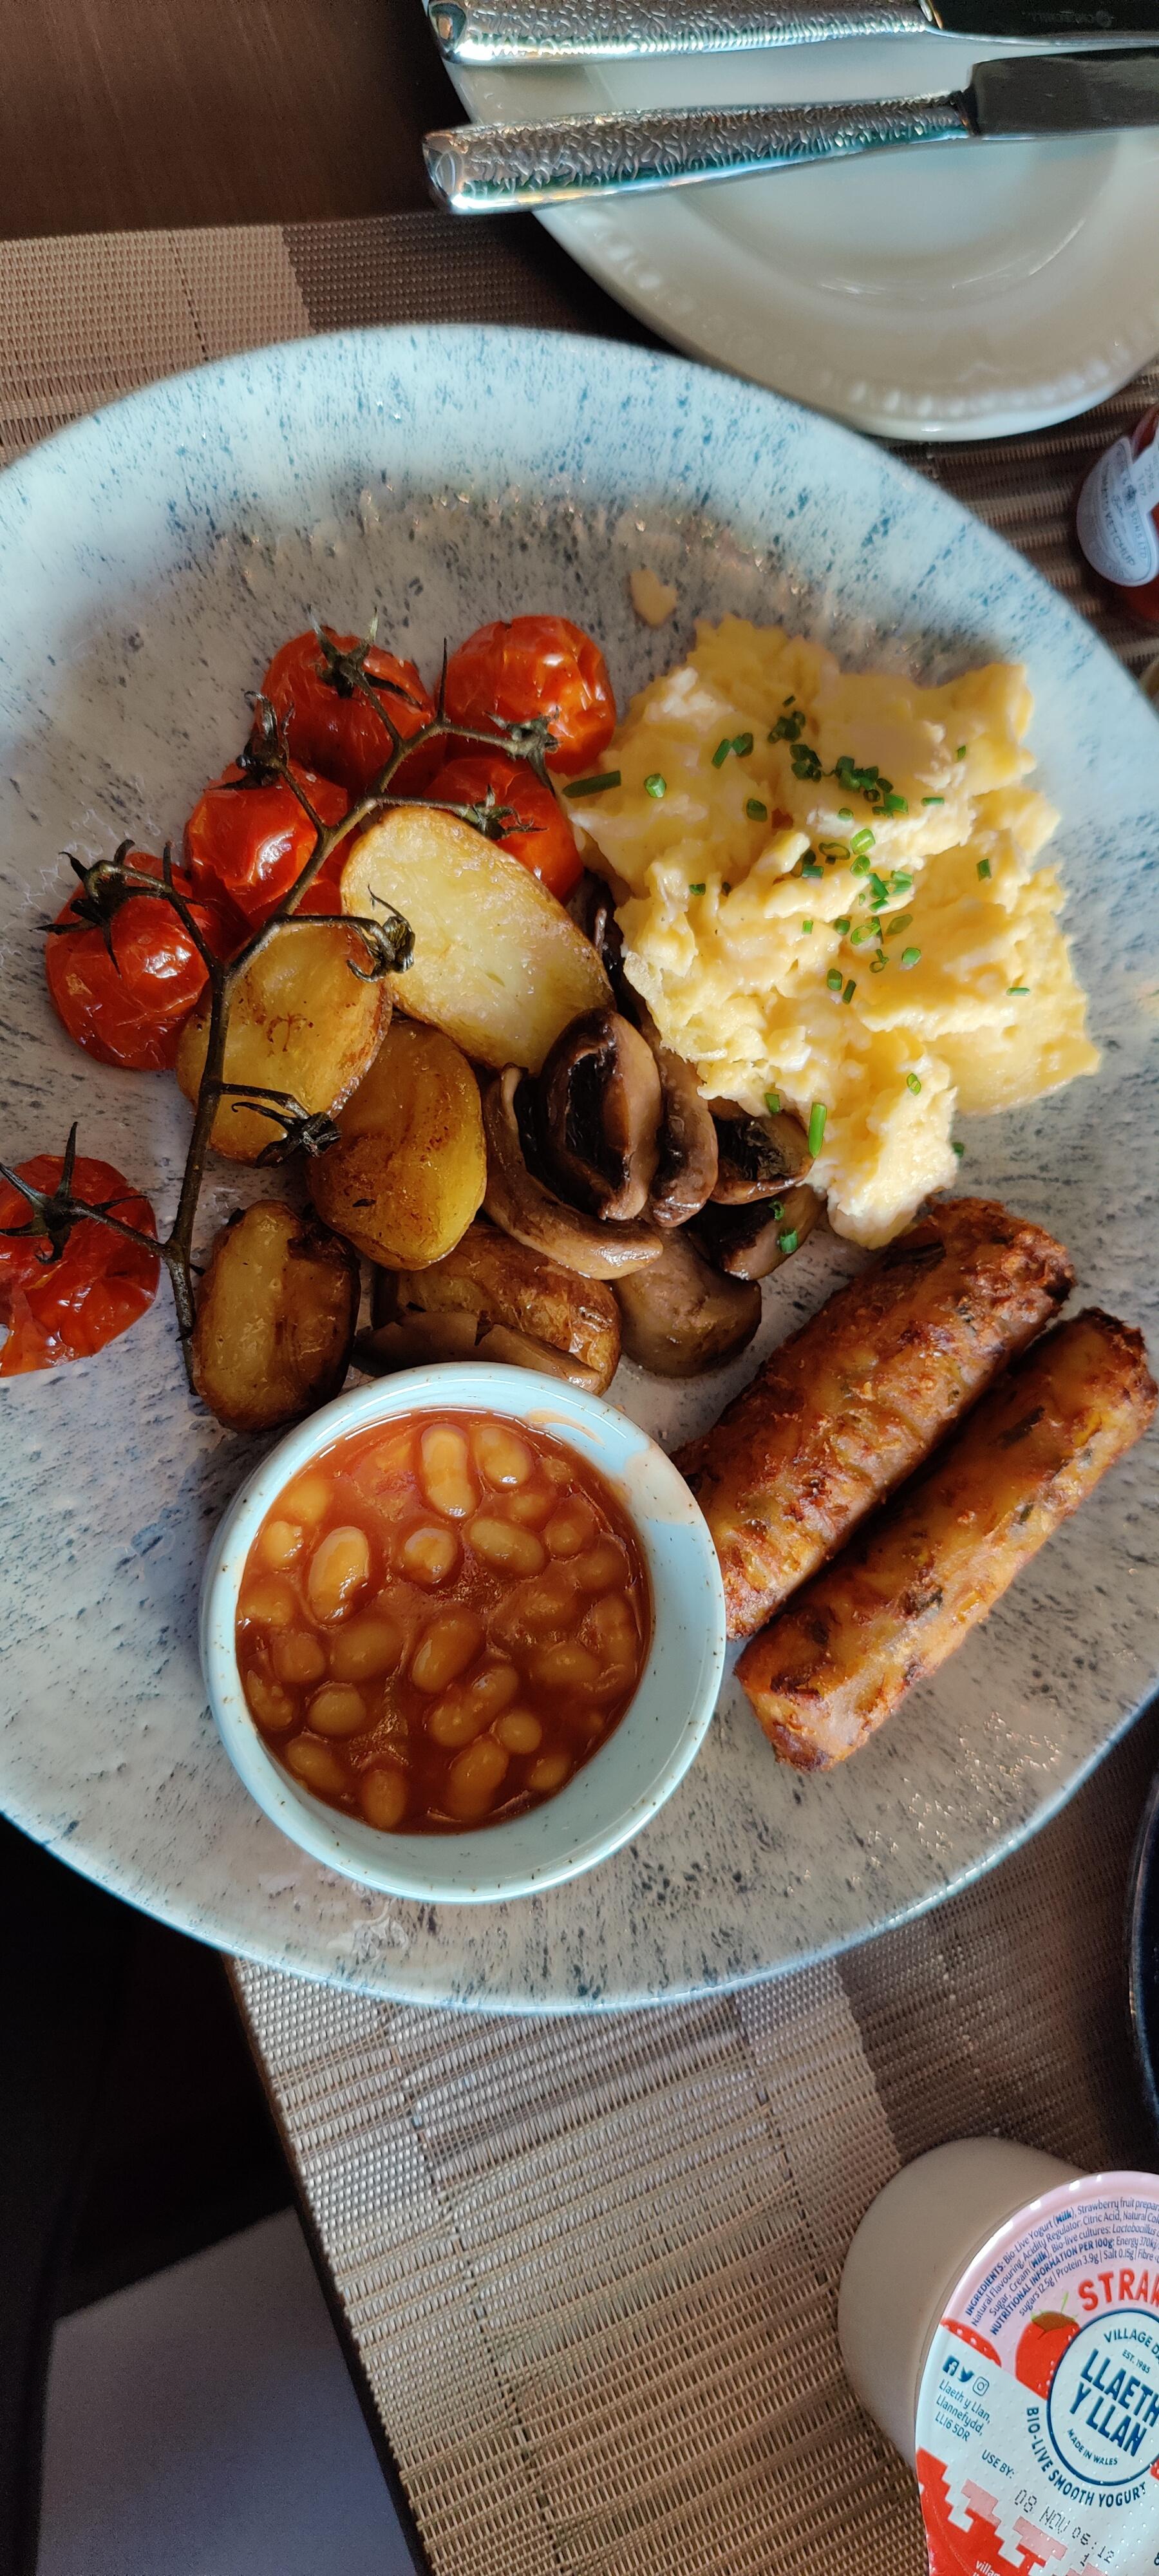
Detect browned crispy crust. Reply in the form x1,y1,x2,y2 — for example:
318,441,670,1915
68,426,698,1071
675,1199,1074,1639
738,1309,1156,1770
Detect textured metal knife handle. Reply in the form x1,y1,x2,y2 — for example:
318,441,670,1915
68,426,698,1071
424,93,974,209
428,0,934,64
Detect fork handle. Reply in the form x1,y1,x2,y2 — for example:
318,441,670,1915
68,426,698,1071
428,0,935,64
424,92,975,211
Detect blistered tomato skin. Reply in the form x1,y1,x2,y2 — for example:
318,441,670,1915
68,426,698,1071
183,761,353,928
236,1409,651,1834
425,751,582,900
443,617,616,778
0,1154,159,1374
45,853,236,1070
260,630,439,798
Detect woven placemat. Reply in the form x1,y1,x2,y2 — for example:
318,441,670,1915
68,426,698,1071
3,210,1156,2576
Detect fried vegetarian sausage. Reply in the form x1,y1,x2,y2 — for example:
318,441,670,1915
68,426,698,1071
675,1199,1074,1638
739,1309,1156,1770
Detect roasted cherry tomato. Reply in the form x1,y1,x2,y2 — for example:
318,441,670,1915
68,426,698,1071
260,630,438,799
425,752,582,902
184,761,355,930
443,616,616,777
45,853,236,1073
0,1153,159,1375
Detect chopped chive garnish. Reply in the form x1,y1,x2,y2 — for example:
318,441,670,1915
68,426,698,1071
801,858,824,880
746,797,768,821
644,772,666,799
838,808,853,820
885,911,914,940
850,828,875,855
976,857,992,881
711,737,731,768
842,978,856,1005
834,915,851,936
688,882,706,897
890,871,912,894
826,968,843,993
867,871,890,904
771,1200,784,1222
778,1229,799,1256
851,854,871,877
906,1072,922,1095
800,918,813,934
783,694,795,707
769,708,806,744
1007,983,1029,996
851,925,874,945
922,795,944,806
957,743,967,759
733,732,754,758
952,1141,965,1158
881,791,909,817
818,841,850,865
807,1101,827,1156
764,1090,782,1115
870,954,888,974
790,743,823,781
901,945,921,969
565,770,621,797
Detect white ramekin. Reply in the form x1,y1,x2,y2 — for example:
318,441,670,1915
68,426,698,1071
200,1361,726,1904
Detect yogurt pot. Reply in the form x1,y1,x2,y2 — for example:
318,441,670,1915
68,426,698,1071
839,2138,1159,2575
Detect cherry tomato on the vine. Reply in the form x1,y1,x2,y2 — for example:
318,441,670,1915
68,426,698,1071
184,761,355,930
0,1154,159,1376
426,752,582,902
45,853,236,1073
442,616,616,777
260,630,438,799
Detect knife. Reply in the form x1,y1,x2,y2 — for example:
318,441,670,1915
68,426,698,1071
428,0,1159,68
424,43,1159,210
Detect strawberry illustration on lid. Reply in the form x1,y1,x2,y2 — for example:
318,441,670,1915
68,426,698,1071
1013,2305,1079,2400
944,2319,1001,2366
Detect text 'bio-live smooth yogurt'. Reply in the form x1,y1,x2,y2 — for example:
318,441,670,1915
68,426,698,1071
839,2138,1159,2575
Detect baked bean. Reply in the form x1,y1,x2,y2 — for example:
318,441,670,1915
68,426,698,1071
286,1738,348,1795
272,1631,328,1687
469,1515,545,1575
245,1669,296,1732
240,1576,298,1628
308,1683,370,1739
503,1484,554,1528
471,1421,533,1487
495,1709,542,1755
306,1525,371,1622
570,1542,628,1593
238,1409,650,1837
279,1470,332,1524
531,1640,602,1692
400,1522,460,1587
260,1519,304,1569
543,1499,598,1558
526,1750,571,1794
419,1423,476,1520
411,1609,484,1694
329,1616,403,1682
359,1765,409,1830
444,1736,509,1822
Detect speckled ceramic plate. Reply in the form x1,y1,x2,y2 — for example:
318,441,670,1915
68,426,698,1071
1,325,1156,2012
449,37,1159,440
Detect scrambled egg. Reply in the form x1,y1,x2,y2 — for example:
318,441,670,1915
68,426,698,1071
577,617,1098,1247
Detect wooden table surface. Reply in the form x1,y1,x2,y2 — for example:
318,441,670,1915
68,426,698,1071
0,0,456,240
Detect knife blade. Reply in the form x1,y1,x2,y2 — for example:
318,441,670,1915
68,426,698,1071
423,42,1159,210
428,0,1159,69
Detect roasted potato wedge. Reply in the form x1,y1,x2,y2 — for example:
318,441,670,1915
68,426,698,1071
309,1016,485,1268
364,1219,621,1394
176,923,387,1163
340,804,609,1072
191,1200,358,1432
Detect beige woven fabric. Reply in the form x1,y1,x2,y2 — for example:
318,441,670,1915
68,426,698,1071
5,211,1156,2575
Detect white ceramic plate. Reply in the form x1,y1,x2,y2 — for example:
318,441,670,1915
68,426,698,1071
449,33,1159,438
1,325,1156,2011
